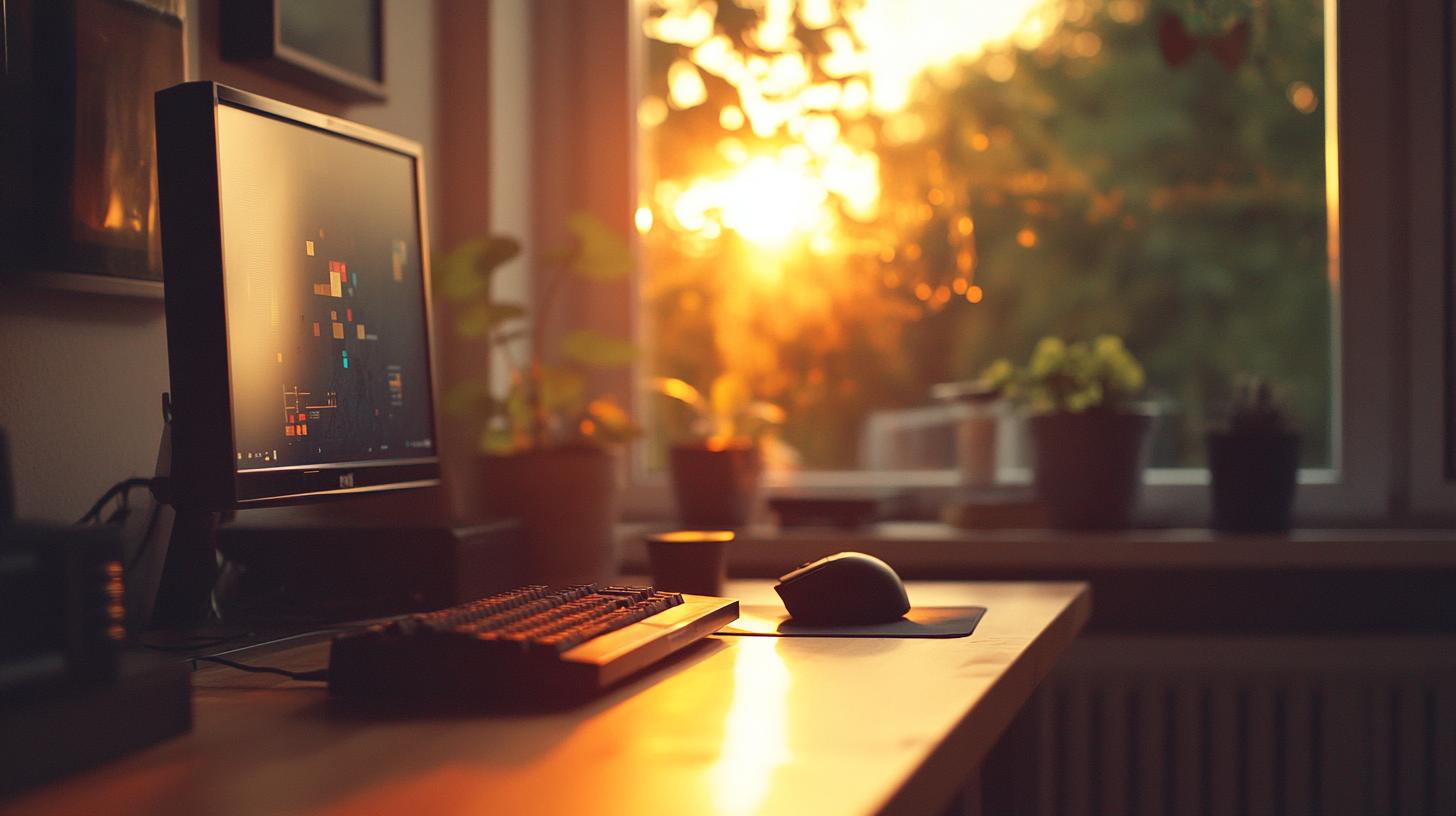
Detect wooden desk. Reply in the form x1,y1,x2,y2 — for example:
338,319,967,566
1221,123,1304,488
4,581,1089,816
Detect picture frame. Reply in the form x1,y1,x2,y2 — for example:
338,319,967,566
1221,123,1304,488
1448,0,1456,479
220,0,386,103
0,0,187,296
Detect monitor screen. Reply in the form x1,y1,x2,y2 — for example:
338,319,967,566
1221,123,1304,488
156,82,440,508
214,103,435,473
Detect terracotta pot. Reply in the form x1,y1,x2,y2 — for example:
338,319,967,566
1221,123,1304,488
1029,410,1152,530
477,445,619,584
668,443,762,527
1207,430,1299,532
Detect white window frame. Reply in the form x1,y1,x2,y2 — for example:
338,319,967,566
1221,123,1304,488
1405,0,1456,518
503,0,1445,526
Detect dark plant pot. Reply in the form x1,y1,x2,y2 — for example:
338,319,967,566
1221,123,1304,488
1206,430,1299,532
668,444,762,527
1029,411,1153,530
477,445,619,584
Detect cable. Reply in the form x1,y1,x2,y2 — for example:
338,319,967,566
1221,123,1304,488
137,631,255,653
190,655,328,682
123,499,165,573
78,477,154,526
202,625,371,659
182,622,388,681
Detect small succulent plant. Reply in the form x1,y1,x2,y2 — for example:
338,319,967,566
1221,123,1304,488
1223,376,1295,434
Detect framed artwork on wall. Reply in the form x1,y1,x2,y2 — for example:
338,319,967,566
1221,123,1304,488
220,0,385,103
1,0,186,296
1448,0,1456,479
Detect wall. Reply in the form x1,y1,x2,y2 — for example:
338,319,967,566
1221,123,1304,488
0,0,438,523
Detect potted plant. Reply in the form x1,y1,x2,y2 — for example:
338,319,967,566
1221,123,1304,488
1207,377,1299,532
435,213,638,583
651,373,784,526
980,336,1153,530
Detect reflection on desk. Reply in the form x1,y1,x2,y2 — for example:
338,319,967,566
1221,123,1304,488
3,581,1089,816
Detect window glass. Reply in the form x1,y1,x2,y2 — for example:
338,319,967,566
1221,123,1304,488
639,0,1331,473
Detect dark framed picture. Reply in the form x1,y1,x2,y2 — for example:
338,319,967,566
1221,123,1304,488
1448,0,1456,479
0,0,186,295
221,0,385,103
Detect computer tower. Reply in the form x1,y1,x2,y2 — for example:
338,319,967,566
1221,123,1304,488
214,520,526,621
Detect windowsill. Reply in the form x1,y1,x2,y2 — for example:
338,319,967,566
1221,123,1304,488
618,522,1456,574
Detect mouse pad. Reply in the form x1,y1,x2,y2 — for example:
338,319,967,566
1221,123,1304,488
717,605,986,638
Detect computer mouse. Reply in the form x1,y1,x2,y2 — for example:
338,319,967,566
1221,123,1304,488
773,552,911,625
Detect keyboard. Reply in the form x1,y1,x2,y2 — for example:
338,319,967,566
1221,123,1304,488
328,584,738,702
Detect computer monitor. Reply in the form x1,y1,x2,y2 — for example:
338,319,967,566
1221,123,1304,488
153,82,440,511
134,82,441,626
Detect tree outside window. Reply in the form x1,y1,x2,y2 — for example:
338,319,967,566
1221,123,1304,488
638,0,1331,475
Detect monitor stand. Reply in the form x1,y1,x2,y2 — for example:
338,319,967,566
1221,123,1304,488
124,395,221,631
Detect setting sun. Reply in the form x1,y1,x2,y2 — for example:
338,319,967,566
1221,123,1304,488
644,0,1046,251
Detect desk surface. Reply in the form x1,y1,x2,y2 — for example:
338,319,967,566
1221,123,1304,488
5,581,1089,816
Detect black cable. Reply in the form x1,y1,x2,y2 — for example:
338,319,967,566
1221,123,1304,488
78,477,154,526
190,655,328,682
123,499,165,573
182,623,384,682
202,625,367,658
137,631,255,652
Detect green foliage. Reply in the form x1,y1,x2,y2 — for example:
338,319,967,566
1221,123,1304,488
650,374,786,445
455,302,527,338
442,379,495,418
981,335,1146,414
567,213,633,281
642,0,1331,469
433,212,640,453
559,329,639,368
436,236,520,302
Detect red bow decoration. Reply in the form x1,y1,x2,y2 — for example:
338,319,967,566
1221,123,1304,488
1157,12,1250,72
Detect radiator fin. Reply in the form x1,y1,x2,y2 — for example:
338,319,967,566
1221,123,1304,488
1012,637,1456,816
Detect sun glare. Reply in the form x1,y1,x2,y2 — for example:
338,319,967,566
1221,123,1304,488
645,0,1046,250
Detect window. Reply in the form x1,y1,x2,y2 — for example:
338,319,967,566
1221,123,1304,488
636,0,1334,480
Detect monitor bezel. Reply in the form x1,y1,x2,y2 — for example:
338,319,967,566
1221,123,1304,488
155,81,442,510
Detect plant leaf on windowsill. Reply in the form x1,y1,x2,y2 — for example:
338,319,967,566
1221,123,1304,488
443,380,497,417
434,236,521,302
455,302,527,337
559,329,639,368
567,212,631,281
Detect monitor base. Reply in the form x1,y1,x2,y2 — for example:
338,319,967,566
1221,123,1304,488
123,408,224,631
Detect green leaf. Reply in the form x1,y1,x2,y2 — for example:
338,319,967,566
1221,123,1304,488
566,212,632,281
504,382,532,429
538,366,587,414
454,301,527,338
558,329,639,368
434,236,521,302
442,380,496,417
479,426,518,455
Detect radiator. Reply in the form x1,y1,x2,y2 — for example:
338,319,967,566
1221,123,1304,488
999,637,1456,816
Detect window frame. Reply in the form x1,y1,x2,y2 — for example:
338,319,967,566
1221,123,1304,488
512,0,1439,526
1405,0,1456,518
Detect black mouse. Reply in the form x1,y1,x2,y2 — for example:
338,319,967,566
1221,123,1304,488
773,552,911,625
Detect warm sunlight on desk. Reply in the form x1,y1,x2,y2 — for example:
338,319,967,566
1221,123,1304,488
0,582,1089,816
710,638,791,815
